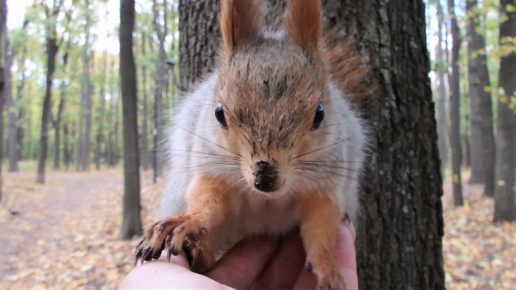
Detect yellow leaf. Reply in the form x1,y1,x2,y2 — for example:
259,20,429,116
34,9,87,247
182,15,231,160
464,202,471,212
483,86,491,93
453,174,459,184
498,180,505,186
500,96,508,103
498,87,506,97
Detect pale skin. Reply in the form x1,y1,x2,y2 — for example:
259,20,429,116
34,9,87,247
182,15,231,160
119,222,358,290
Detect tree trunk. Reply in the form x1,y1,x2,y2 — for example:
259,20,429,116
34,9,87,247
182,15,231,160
120,0,143,240
463,133,471,168
37,37,59,184
80,24,92,171
466,0,494,187
16,58,25,161
4,49,18,172
95,50,107,171
0,0,7,202
113,95,121,165
53,51,69,170
140,30,150,170
446,0,464,206
52,92,65,169
435,1,448,176
63,123,70,169
178,0,445,288
152,0,168,177
493,0,516,222
106,59,115,166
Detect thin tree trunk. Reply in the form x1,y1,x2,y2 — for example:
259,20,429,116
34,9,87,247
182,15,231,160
140,30,150,170
463,133,471,168
465,0,496,194
152,0,168,177
435,1,448,176
120,0,142,240
179,0,445,288
36,0,63,184
466,0,490,185
53,51,69,170
106,59,115,166
16,58,25,161
0,0,7,202
446,0,463,206
95,50,107,171
52,92,65,169
493,0,516,222
81,21,92,171
37,38,59,184
63,123,69,169
113,95,121,165
4,48,18,172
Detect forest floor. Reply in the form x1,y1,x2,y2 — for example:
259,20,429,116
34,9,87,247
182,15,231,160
0,168,514,290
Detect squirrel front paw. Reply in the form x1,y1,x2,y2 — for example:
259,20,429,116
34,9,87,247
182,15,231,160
135,214,207,264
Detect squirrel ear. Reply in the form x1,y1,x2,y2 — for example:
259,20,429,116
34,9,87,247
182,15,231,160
284,0,322,55
220,0,265,56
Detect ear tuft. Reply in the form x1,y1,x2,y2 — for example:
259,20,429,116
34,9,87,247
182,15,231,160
284,0,322,54
220,0,266,56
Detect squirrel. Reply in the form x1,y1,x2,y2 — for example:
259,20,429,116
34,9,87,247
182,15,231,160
135,0,371,289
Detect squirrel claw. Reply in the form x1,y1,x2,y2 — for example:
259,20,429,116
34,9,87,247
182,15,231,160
134,214,205,265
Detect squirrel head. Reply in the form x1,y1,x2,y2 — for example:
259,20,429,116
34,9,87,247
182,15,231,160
210,0,333,197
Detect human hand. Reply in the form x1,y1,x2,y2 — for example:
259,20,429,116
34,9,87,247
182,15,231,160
119,221,358,290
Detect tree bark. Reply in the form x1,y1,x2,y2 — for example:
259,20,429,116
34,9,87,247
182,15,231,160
79,9,92,172
435,1,448,176
493,0,516,222
446,0,464,206
120,0,143,240
178,0,445,288
466,0,495,189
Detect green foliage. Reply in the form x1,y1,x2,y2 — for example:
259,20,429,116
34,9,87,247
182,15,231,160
5,0,180,168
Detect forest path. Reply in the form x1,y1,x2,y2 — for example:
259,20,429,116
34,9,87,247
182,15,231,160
0,169,514,290
0,168,163,290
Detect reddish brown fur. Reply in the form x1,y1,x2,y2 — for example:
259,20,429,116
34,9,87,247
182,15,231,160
220,0,266,55
322,30,375,101
284,0,323,55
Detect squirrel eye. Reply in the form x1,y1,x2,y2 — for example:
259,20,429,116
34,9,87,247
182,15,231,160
310,104,325,131
215,103,229,130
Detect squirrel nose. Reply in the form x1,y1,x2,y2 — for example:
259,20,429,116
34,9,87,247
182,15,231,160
256,160,270,167
253,161,279,192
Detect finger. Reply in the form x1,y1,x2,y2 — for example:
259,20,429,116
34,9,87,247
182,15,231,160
293,223,358,290
337,223,357,272
343,220,356,241
291,268,317,290
251,230,306,290
206,235,280,290
121,252,233,290
134,249,190,269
